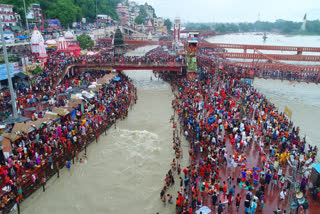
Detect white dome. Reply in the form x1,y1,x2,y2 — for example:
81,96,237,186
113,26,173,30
46,39,56,45
65,31,74,40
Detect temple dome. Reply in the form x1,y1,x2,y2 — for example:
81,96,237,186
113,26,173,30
65,31,75,40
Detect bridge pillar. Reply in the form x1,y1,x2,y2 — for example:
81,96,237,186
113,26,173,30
244,49,247,53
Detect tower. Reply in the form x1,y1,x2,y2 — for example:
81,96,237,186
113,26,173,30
173,17,181,43
172,17,183,53
187,32,199,75
301,13,307,31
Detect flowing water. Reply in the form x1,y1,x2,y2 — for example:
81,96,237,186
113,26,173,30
15,46,189,214
208,33,320,155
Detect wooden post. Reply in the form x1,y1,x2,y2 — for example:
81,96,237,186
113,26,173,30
56,161,59,178
16,197,20,214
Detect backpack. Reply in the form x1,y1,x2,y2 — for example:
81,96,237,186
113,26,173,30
218,204,223,212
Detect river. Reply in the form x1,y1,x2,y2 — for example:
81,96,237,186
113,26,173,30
208,33,320,158
15,46,189,214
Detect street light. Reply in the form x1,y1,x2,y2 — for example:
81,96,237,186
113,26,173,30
0,19,18,119
23,0,31,40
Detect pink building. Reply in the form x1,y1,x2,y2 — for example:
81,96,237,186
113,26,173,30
116,3,129,25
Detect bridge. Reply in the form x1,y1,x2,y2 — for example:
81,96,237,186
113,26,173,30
216,52,320,62
55,63,187,87
99,38,320,62
0,42,30,49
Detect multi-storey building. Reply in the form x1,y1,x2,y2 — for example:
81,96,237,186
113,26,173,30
153,18,164,28
0,4,21,28
116,3,130,26
26,4,44,31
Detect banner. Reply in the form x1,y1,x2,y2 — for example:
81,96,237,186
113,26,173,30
284,106,292,118
47,19,60,29
24,62,45,74
0,63,14,80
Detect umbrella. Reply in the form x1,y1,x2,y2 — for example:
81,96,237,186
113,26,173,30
1,116,30,125
58,93,68,97
246,170,253,174
196,206,211,214
25,107,36,112
17,35,27,39
254,167,261,172
113,77,121,82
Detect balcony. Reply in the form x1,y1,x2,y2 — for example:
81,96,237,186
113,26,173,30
0,11,13,15
1,19,17,22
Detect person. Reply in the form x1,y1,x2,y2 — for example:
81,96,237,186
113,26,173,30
167,194,173,204
212,191,218,208
280,189,286,205
244,197,251,214
66,160,71,171
250,199,257,214
236,193,241,211
42,176,46,192
217,201,224,214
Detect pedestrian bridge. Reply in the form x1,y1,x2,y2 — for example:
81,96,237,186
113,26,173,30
55,63,187,87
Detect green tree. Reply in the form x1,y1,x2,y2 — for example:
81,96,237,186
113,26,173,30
215,24,227,33
77,34,94,50
3,0,122,28
135,5,147,24
164,19,172,31
239,23,250,32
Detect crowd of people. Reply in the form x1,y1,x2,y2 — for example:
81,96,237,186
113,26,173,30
1,43,319,213
0,50,184,121
158,61,319,214
198,48,320,84
0,64,137,212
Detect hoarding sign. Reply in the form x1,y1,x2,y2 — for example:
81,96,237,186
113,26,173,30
47,19,60,29
0,63,14,80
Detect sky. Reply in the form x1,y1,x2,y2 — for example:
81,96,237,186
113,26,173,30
134,0,320,23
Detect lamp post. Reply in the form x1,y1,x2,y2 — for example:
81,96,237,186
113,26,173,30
0,19,18,119
96,0,98,18
23,0,31,40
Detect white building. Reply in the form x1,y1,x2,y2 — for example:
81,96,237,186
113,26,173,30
30,26,44,54
0,4,21,28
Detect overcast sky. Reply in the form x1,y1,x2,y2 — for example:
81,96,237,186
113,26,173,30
134,0,320,23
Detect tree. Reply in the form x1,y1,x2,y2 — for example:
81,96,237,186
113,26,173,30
239,23,250,32
3,0,122,28
77,34,94,50
215,24,227,33
164,19,172,32
135,5,147,24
